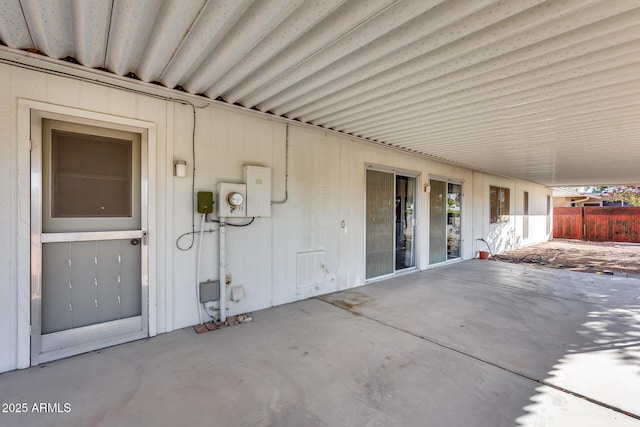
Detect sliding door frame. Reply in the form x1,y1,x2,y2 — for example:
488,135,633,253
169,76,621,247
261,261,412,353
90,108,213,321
428,175,464,267
364,164,420,282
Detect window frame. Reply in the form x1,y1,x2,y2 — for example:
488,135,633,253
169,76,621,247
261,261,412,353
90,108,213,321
490,186,510,223
51,129,133,219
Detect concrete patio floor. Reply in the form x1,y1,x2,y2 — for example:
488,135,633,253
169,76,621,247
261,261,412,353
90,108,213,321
1,260,639,427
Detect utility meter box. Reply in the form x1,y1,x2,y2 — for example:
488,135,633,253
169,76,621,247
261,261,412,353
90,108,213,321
197,191,214,214
243,165,271,217
199,280,220,303
217,182,247,218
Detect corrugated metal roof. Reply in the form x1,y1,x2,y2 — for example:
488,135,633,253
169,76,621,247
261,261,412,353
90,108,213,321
1,0,639,186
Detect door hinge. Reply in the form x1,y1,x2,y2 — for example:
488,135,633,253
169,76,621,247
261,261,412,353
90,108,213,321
29,139,33,152
29,325,32,336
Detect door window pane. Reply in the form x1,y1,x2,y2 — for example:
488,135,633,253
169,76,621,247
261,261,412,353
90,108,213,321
395,176,416,270
447,183,461,259
430,180,463,264
51,130,132,218
429,180,447,264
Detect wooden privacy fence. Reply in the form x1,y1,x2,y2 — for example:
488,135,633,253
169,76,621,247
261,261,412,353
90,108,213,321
553,207,640,243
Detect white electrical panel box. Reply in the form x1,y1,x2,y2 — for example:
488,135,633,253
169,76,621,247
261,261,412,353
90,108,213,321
217,183,247,218
243,165,272,217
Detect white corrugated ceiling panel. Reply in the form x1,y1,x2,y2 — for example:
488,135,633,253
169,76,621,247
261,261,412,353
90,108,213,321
1,0,639,186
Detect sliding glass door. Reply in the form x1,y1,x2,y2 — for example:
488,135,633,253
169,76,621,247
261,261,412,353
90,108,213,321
447,183,462,259
366,169,416,280
395,176,415,270
429,179,462,265
366,170,395,279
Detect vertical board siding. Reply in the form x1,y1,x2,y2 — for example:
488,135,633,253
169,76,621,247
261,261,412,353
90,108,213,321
554,207,640,243
584,207,640,243
553,207,583,240
0,62,15,372
0,59,555,372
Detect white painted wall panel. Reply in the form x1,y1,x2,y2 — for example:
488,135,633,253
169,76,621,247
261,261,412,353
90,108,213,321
108,88,138,119
0,61,551,372
11,67,48,372
79,81,109,112
0,63,15,372
337,140,363,289
137,96,166,336
45,73,80,105
473,172,552,256
171,104,202,329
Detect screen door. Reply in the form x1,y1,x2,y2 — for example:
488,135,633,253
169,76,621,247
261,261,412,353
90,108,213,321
31,119,148,365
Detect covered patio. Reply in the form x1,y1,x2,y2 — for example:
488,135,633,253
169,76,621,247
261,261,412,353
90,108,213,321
1,260,638,426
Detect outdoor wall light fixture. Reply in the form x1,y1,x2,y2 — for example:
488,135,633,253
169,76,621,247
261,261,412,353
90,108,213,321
174,160,187,177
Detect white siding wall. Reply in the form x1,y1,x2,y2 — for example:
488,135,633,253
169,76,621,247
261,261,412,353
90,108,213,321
0,62,18,373
472,171,552,256
0,62,552,372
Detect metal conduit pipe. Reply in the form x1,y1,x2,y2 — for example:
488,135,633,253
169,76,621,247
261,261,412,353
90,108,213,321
195,214,206,325
219,217,227,323
271,123,289,205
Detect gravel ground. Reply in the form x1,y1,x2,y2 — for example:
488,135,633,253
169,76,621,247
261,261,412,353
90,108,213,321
494,239,640,276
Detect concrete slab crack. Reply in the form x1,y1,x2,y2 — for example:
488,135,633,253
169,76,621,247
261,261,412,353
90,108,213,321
317,296,640,422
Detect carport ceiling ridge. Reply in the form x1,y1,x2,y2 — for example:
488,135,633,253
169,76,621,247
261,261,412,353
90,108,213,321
1,0,640,186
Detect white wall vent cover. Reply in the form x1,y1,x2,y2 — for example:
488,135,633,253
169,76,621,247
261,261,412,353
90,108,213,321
296,251,325,289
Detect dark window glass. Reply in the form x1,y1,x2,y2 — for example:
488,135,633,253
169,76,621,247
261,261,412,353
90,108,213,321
490,186,510,223
52,130,132,218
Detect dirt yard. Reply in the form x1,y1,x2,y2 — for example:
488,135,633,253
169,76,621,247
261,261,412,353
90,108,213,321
494,239,640,276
